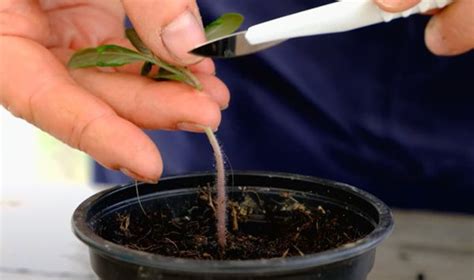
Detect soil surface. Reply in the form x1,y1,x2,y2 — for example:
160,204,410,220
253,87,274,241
95,186,372,260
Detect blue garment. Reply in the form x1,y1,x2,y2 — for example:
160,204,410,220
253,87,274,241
96,1,474,213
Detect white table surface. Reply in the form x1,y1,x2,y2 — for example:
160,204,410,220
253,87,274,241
1,183,473,280
1,183,96,279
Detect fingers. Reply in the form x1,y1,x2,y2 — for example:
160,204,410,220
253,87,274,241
68,67,230,131
122,0,206,65
194,73,229,108
374,0,474,56
374,0,421,13
0,36,163,182
0,0,50,44
189,58,216,74
53,46,226,131
424,0,474,55
43,0,125,49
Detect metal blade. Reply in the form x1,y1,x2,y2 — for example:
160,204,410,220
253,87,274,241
190,31,284,59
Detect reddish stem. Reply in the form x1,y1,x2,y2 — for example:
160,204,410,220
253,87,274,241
204,127,227,249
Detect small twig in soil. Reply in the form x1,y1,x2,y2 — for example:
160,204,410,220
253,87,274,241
293,245,305,256
207,187,217,214
343,232,350,239
202,252,213,260
231,203,239,231
246,190,264,208
317,205,326,215
163,238,179,251
170,219,182,229
281,248,290,258
292,232,301,242
135,228,152,244
118,213,130,233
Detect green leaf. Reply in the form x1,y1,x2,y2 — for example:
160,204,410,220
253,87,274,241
154,68,202,90
140,62,153,76
154,69,186,82
205,13,244,40
125,28,151,55
68,45,150,68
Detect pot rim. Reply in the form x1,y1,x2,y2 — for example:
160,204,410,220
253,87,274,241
72,171,393,275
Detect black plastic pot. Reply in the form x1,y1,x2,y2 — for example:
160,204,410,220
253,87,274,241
73,172,393,280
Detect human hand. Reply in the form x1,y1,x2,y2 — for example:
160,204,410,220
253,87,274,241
374,0,474,55
0,0,229,183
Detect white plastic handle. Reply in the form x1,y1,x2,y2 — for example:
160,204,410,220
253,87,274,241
246,0,452,45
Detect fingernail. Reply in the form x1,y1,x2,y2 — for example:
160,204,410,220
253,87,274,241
162,10,206,64
177,122,205,133
177,122,217,133
120,168,158,184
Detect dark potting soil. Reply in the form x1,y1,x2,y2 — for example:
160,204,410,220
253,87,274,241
94,186,374,260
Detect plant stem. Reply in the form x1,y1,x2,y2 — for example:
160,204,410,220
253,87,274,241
180,67,203,90
150,55,202,90
203,127,227,249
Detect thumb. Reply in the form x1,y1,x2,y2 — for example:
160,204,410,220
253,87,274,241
122,0,206,65
424,0,474,56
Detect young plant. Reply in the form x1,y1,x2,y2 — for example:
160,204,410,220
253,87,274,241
68,13,244,250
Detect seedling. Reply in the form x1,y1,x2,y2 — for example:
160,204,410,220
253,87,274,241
68,13,244,250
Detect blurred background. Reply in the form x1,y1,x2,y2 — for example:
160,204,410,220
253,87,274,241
1,107,89,187
1,107,98,280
